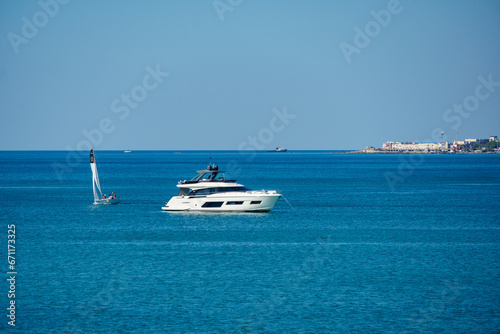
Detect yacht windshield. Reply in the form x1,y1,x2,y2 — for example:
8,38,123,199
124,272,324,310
190,171,223,182
188,186,250,196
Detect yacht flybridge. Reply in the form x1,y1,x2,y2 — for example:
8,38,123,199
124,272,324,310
162,164,281,212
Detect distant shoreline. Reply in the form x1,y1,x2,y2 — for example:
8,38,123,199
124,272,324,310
0,149,498,154
0,149,354,152
350,150,500,154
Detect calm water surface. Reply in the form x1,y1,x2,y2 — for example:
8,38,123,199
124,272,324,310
1,151,499,333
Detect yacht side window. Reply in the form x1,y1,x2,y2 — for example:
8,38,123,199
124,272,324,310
188,188,212,196
178,188,189,196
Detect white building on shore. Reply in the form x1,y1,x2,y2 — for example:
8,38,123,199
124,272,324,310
382,141,449,152
378,136,498,153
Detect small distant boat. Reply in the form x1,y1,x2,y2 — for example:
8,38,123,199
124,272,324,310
124,150,132,153
90,149,120,205
268,146,287,152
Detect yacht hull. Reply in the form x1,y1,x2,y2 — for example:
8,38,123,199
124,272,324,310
162,193,280,212
94,198,121,205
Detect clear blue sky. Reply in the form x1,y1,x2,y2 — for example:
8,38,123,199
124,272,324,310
1,0,499,150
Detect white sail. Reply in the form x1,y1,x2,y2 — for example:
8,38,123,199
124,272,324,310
90,149,103,203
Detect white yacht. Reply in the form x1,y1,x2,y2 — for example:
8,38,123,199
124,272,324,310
162,164,281,212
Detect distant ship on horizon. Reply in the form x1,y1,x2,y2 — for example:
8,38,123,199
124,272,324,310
268,146,287,152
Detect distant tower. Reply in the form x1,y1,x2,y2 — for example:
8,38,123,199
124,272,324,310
455,130,458,142
441,131,444,143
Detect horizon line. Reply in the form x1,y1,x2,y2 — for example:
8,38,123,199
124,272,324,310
0,149,357,152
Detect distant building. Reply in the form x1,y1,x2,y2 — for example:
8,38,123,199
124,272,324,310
439,142,449,150
415,142,440,150
382,142,393,150
364,146,376,152
381,141,447,152
378,136,496,153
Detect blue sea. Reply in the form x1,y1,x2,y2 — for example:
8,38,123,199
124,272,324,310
1,151,499,333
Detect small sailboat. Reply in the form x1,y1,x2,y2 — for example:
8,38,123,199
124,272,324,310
90,149,120,205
